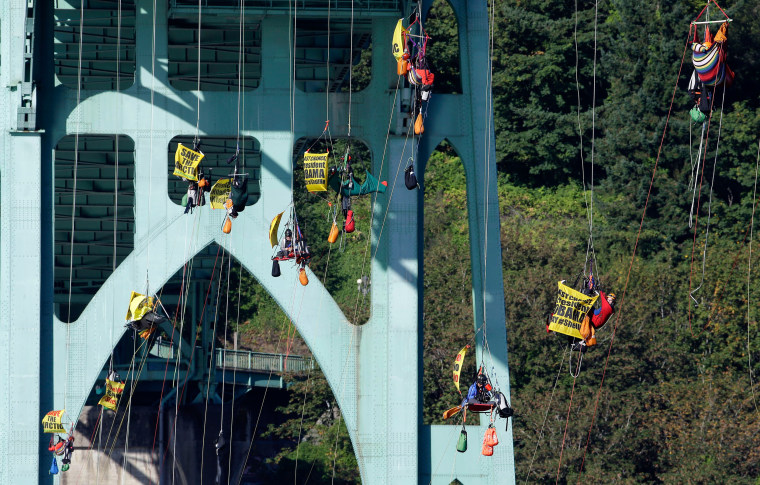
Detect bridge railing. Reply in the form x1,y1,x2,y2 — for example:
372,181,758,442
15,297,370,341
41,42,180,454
149,340,314,373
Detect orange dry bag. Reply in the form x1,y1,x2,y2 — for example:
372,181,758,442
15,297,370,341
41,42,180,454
484,426,499,447
299,268,309,286
222,217,232,234
328,222,340,243
414,112,424,135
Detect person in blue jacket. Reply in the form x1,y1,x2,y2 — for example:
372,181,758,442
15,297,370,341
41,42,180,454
462,373,492,407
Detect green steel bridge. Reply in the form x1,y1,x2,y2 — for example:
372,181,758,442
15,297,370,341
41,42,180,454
0,0,515,483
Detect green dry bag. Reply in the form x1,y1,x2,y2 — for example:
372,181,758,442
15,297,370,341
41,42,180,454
690,106,706,123
456,429,467,453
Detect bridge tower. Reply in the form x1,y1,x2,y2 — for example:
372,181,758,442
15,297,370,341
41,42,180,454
0,0,514,483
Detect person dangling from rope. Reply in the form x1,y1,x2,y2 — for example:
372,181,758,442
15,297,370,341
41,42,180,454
60,435,74,472
570,278,616,352
220,152,249,233
327,147,387,235
687,20,733,123
277,228,293,258
462,373,494,408
125,291,167,339
183,168,211,214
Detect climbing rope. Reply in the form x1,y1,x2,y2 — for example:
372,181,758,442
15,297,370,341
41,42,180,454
747,135,760,416
687,72,723,332
523,349,567,484
689,82,727,305
575,26,695,481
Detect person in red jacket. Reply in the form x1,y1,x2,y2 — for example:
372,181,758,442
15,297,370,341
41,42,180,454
591,291,616,329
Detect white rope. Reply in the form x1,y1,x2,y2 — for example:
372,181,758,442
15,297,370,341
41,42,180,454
747,134,760,416
689,123,706,228
200,247,227,484
326,0,331,117
195,0,203,142
64,0,86,416
523,349,566,484
690,83,726,304
347,0,354,136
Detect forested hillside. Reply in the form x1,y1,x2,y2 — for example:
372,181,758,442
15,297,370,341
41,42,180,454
234,0,760,482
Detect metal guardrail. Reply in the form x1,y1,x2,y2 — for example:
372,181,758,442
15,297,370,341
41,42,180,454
149,341,314,374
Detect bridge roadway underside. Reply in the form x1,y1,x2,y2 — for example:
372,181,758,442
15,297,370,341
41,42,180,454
0,0,515,483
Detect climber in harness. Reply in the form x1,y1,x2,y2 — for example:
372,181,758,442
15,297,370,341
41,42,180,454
687,20,733,124
125,292,167,339
183,169,211,214
277,228,294,258
463,373,493,408
327,149,387,235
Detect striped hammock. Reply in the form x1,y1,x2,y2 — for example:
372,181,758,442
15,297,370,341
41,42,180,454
691,42,728,87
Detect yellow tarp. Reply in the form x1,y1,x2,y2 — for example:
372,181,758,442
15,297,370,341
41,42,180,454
209,178,231,209
303,152,329,192
392,18,405,60
548,281,598,339
42,410,66,434
98,379,125,411
269,211,284,248
173,143,204,181
126,291,154,322
452,345,468,393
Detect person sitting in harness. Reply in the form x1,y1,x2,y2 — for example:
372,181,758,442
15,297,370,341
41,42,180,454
462,373,492,408
277,228,293,258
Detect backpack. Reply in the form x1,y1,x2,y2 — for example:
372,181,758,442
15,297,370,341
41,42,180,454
405,165,418,190
496,392,513,419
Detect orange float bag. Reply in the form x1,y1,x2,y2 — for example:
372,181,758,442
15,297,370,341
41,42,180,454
328,222,339,243
484,426,499,447
299,268,309,286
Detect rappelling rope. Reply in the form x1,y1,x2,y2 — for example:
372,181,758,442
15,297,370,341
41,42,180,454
689,82,727,305
200,245,228,484
575,26,695,481
523,348,567,484
687,65,722,331
554,359,580,485
235,276,305,485
747,136,760,416
63,0,86,418
149,204,202,481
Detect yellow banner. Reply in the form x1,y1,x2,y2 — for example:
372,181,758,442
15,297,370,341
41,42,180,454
269,211,284,248
452,345,468,393
392,19,405,60
173,143,204,181
209,178,231,209
303,152,329,192
126,291,154,322
98,379,125,411
548,281,598,338
42,410,66,434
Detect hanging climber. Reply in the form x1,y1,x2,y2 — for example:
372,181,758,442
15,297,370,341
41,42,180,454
125,292,167,339
277,228,293,258
592,291,616,329
183,169,211,214
60,436,74,472
462,373,493,408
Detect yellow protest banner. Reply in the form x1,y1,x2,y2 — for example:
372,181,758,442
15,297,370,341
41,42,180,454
392,19,405,60
303,152,329,192
548,281,598,339
209,178,231,209
269,211,284,247
173,143,204,181
126,291,154,322
98,379,125,411
42,410,66,434
452,345,469,393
